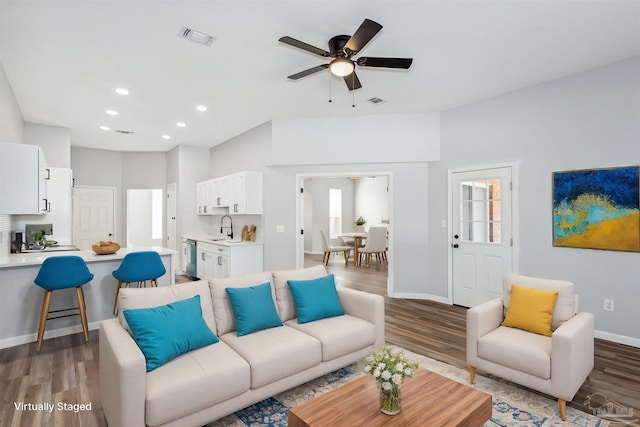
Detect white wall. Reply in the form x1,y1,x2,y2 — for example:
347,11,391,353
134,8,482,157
0,62,23,144
0,62,24,256
355,176,389,227
24,123,70,168
430,56,640,344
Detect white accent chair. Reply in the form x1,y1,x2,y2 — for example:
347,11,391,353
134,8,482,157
466,274,594,421
358,227,388,267
319,229,351,266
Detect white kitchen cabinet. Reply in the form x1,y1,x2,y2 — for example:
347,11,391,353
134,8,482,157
210,177,230,209
229,171,262,214
196,241,262,280
0,142,47,214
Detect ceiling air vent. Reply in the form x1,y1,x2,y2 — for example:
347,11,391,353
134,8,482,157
179,26,215,46
114,130,135,135
367,97,386,105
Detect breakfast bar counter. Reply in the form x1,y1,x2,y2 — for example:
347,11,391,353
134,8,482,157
0,247,177,349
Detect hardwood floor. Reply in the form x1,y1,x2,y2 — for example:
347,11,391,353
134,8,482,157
0,254,637,426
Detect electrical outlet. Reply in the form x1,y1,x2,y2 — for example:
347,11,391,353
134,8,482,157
604,299,614,312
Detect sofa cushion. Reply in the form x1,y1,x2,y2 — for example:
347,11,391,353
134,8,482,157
503,274,576,330
502,285,558,337
210,272,274,336
118,280,216,334
221,326,322,388
285,314,375,362
272,265,328,321
145,340,250,426
123,295,220,372
478,326,552,379
287,274,344,323
225,282,283,336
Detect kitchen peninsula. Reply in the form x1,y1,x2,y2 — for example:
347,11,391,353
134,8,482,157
0,247,177,349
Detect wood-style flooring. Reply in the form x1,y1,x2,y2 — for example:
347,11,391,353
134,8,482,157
0,254,637,426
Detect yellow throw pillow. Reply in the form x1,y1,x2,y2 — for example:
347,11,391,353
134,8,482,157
501,284,559,336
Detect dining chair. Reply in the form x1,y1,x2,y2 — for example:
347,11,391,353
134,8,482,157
358,227,388,267
320,229,351,266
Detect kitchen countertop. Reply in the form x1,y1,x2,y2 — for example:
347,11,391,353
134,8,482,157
182,235,263,246
0,246,177,269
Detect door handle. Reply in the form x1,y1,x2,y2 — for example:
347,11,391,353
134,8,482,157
451,243,459,248
218,256,222,266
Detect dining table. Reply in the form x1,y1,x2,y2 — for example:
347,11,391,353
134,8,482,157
339,232,367,266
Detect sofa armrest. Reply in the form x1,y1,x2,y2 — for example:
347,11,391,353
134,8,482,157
551,312,594,401
337,287,385,349
466,298,503,366
99,318,147,427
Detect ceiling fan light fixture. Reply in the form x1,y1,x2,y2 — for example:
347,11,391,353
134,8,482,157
329,58,354,77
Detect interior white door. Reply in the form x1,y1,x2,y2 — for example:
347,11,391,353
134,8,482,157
166,182,177,250
452,167,513,307
72,186,115,250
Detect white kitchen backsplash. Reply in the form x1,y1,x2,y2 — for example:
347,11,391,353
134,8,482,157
0,214,10,256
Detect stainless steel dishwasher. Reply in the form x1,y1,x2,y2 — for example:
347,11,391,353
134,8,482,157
183,239,198,279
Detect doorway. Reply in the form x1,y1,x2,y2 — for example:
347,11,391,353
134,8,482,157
449,165,516,307
296,172,393,288
126,189,163,248
72,185,116,250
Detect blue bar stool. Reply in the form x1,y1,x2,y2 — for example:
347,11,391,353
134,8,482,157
112,251,167,315
34,256,94,352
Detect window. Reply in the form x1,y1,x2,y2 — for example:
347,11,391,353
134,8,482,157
460,178,502,243
329,188,342,240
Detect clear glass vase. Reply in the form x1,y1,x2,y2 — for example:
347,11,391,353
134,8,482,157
379,385,401,415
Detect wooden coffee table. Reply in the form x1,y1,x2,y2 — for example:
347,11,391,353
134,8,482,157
288,368,492,426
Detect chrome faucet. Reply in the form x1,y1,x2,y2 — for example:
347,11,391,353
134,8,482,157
220,215,234,239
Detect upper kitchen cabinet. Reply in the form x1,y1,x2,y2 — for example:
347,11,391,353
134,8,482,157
0,142,47,214
196,171,262,215
229,171,262,215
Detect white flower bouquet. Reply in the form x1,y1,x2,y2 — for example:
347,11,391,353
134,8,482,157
362,346,418,415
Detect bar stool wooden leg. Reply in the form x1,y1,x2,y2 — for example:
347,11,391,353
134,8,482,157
37,290,53,352
76,286,89,343
113,280,123,315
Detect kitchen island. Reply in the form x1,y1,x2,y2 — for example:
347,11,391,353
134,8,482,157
0,247,177,349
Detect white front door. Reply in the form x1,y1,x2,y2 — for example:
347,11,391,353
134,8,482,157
72,186,115,250
451,166,513,307
166,182,177,250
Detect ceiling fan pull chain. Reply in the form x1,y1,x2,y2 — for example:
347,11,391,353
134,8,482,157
352,74,356,108
328,69,333,103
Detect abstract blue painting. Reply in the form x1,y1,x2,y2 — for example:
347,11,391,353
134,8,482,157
553,166,639,252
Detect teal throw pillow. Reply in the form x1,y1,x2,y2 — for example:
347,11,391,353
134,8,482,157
123,295,219,372
225,282,283,336
287,274,345,324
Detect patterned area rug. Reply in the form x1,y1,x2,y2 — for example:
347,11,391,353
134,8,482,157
207,349,608,427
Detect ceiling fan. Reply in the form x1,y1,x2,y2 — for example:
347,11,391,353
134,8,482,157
279,18,413,91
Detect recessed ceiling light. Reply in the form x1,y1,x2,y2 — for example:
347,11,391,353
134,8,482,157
176,122,186,128
99,125,110,130
196,105,207,112
162,135,171,140
106,109,118,115
115,88,129,95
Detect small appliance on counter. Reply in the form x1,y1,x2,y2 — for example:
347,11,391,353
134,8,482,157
11,231,24,253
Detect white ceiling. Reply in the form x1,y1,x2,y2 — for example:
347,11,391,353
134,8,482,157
1,1,639,152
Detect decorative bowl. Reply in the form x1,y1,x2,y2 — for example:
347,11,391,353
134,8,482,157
92,243,120,255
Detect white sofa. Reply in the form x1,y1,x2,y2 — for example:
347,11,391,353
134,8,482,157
99,265,385,427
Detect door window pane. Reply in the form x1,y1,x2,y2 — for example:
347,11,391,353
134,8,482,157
459,178,502,243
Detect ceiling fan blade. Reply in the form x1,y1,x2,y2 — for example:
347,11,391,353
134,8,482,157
279,36,330,57
357,57,413,69
344,19,383,55
343,72,362,91
287,64,329,80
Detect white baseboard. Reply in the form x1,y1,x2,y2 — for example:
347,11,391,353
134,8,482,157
387,291,450,304
0,321,101,350
595,330,640,348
